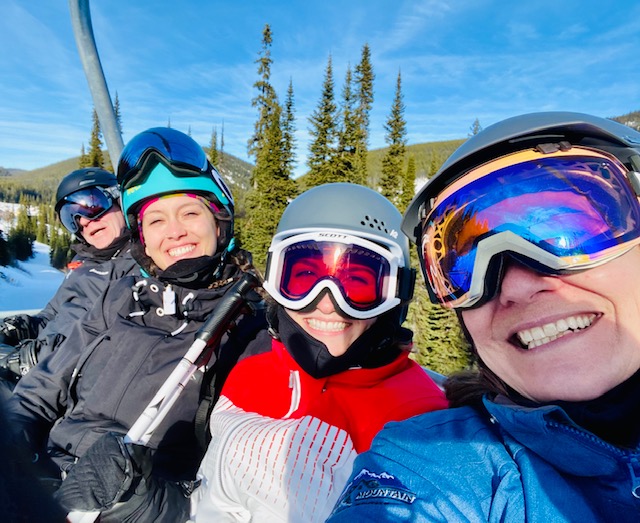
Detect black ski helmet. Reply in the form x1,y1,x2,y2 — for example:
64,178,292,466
402,111,640,245
54,168,120,239
55,168,119,215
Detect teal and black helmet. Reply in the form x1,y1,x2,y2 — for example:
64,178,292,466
117,127,235,253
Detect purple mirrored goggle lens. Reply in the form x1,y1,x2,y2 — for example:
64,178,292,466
59,187,114,234
421,152,640,308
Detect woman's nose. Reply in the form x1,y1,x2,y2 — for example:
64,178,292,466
498,261,563,306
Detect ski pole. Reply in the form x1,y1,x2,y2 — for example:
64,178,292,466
67,271,260,523
126,271,260,445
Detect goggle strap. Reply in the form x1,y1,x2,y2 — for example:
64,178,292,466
397,267,416,302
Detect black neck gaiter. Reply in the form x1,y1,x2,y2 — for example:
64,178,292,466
275,306,406,379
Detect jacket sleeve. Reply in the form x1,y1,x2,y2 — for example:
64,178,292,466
5,288,112,454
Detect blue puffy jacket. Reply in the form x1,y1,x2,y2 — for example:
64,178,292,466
326,396,640,522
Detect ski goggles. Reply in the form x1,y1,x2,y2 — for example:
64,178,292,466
418,146,640,309
117,129,234,206
264,231,412,319
58,187,115,234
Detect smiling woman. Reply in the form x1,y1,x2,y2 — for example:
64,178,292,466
6,127,267,522
326,112,640,522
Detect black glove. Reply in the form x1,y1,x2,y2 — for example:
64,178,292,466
0,315,34,346
0,340,39,382
54,432,153,512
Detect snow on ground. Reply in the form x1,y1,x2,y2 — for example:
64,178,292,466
0,241,64,315
0,202,63,315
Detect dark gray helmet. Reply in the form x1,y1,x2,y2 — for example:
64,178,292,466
54,167,119,217
402,111,640,244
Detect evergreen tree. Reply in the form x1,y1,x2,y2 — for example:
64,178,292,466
282,79,297,178
334,66,360,183
78,143,90,168
8,201,35,261
241,24,297,269
407,283,472,376
380,71,407,207
87,108,105,168
400,155,417,212
208,126,219,167
220,120,225,168
469,117,483,136
306,55,338,187
36,203,48,244
49,228,73,270
353,43,375,184
0,230,10,266
247,24,277,161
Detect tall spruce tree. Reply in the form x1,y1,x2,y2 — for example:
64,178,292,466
219,120,225,168
401,155,417,212
468,117,483,136
78,143,89,168
282,79,297,178
247,24,277,160
241,25,297,268
334,66,360,183
380,71,407,207
306,55,338,187
208,126,219,167
87,108,105,168
353,43,375,185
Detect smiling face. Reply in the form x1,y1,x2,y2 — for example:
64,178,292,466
461,247,640,402
140,195,218,270
285,293,377,357
78,206,126,250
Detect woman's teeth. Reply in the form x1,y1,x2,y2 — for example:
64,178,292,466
306,318,349,332
516,314,597,349
168,245,196,257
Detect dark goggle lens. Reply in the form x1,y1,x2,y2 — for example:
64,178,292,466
279,241,390,310
59,188,113,233
117,128,208,188
421,151,640,307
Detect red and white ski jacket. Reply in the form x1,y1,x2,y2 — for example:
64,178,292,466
189,336,448,522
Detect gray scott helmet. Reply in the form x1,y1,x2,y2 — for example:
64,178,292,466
263,183,415,319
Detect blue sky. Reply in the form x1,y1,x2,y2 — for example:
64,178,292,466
1,0,639,178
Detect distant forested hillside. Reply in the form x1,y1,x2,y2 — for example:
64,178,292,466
0,152,255,206
612,110,640,131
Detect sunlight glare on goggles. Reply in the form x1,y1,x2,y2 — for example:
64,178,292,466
264,232,404,319
59,187,114,234
420,147,640,309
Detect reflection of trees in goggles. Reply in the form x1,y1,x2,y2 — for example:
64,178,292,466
421,149,640,308
59,188,114,233
280,241,389,308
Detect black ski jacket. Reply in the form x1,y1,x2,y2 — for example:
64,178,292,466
5,237,138,361
7,266,266,482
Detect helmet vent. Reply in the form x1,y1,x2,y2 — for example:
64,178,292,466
361,215,388,234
